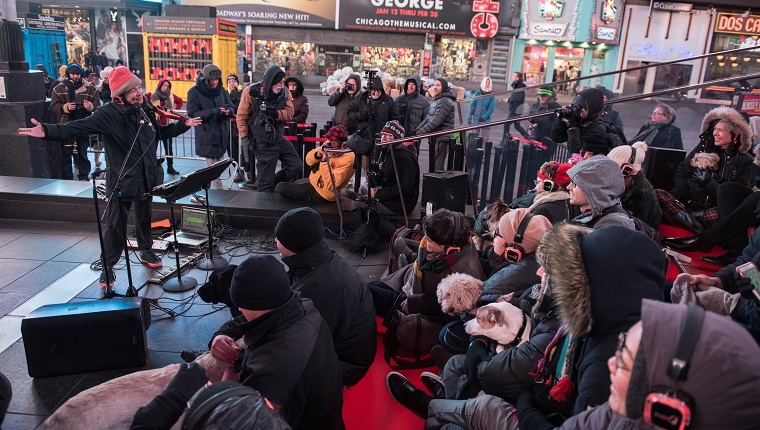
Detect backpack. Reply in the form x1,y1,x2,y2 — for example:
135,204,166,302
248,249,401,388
381,294,443,370
246,86,276,145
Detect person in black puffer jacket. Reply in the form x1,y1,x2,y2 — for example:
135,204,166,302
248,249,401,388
413,78,457,170
187,64,235,189
395,75,429,143
551,87,625,156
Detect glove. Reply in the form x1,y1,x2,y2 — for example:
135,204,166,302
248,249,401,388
166,362,208,400
463,339,490,381
691,168,712,188
736,276,754,295
265,106,278,119
240,136,251,151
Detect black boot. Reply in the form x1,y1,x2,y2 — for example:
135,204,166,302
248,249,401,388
386,372,431,419
672,211,705,234
662,234,712,253
167,166,180,175
699,253,737,267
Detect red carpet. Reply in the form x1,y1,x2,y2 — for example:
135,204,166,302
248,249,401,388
343,317,437,429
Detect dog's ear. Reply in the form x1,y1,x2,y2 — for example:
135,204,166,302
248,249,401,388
489,307,506,327
496,293,514,303
476,306,496,330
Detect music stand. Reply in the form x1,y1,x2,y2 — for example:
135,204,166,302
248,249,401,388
150,158,232,292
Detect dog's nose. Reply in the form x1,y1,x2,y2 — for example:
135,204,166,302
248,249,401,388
448,307,455,313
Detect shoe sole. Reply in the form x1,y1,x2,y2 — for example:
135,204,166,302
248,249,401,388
140,259,163,268
420,372,445,398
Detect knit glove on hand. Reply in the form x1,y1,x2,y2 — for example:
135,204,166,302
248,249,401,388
166,362,208,400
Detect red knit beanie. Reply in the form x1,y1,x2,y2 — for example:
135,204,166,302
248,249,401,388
109,66,142,97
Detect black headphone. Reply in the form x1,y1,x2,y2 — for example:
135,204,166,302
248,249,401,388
621,146,637,177
542,163,561,192
183,384,262,429
445,211,462,255
643,304,704,430
504,212,534,263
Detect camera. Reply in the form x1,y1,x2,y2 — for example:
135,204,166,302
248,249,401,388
555,103,583,121
367,160,383,189
345,82,354,91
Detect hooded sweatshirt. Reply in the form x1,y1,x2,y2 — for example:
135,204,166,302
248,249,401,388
556,299,760,429
568,156,634,229
285,76,309,124
551,88,626,154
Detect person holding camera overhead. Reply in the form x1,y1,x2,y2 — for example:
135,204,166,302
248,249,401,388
187,64,235,189
236,64,302,192
551,87,626,157
50,63,100,180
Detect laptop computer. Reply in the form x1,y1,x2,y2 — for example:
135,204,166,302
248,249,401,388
173,206,212,247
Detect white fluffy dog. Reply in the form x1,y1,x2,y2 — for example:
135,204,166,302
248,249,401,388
436,273,485,316
43,341,243,430
465,295,532,353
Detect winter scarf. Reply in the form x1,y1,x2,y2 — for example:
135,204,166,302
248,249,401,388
529,326,578,402
630,118,673,146
64,78,83,102
195,74,222,98
410,238,468,295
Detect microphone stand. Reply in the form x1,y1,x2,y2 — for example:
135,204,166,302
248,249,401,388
197,184,227,270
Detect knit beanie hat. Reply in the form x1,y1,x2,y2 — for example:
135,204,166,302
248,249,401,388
537,87,554,97
573,88,605,118
437,78,449,93
368,78,383,90
202,64,222,80
108,66,142,97
229,255,292,310
537,162,572,188
381,120,405,140
66,63,84,76
324,124,349,143
275,207,325,253
480,77,492,93
497,208,552,255
608,142,648,175
226,73,238,83
100,66,113,80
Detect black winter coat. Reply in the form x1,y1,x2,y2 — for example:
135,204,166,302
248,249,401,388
347,91,399,140
508,79,526,114
187,76,234,158
621,173,662,229
213,295,343,430
44,101,189,200
529,100,561,141
375,143,420,215
327,74,361,133
670,132,756,209
281,240,377,387
414,88,457,137
395,75,429,134
478,316,561,402
285,77,309,124
636,123,683,150
477,253,541,306
551,117,625,155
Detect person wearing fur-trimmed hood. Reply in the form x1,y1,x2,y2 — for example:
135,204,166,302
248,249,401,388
655,106,757,234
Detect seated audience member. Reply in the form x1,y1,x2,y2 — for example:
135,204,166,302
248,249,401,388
471,200,511,277
131,364,291,430
607,142,662,230
208,255,343,430
630,102,683,149
551,87,625,155
567,156,635,229
274,207,376,387
284,77,309,124
344,120,420,216
387,224,668,428
276,125,354,202
656,106,756,234
528,162,579,224
368,209,485,320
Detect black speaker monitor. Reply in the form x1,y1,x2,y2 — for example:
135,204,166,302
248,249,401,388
422,171,469,215
642,147,686,191
21,297,150,378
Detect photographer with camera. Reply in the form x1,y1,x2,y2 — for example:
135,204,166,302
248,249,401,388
551,87,625,157
187,64,235,190
236,65,302,192
347,73,398,144
50,63,100,180
275,125,354,202
327,73,362,134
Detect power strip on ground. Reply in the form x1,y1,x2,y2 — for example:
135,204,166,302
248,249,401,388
127,239,170,251
148,252,204,285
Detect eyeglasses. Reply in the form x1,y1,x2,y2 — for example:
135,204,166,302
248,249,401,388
652,111,665,117
493,230,503,239
615,331,632,372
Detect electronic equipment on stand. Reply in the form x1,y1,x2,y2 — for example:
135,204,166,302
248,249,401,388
150,158,233,290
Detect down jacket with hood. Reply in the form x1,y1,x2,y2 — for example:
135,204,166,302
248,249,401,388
551,88,625,155
284,77,309,124
395,75,430,134
347,79,399,141
670,106,757,208
327,74,361,133
414,87,457,137
236,65,295,139
187,70,235,158
551,300,760,430
517,224,666,429
568,156,635,230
